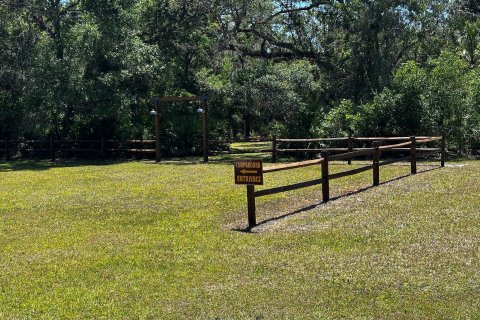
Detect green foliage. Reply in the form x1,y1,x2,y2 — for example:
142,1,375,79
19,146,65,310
465,69,480,150
425,52,470,151
462,21,480,66
252,61,323,138
1,0,480,153
353,61,427,137
0,6,36,137
313,99,360,137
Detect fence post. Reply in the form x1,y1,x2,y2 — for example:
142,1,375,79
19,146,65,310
155,107,161,163
50,135,55,162
201,99,209,163
321,152,330,202
247,185,256,228
272,136,277,163
347,135,353,165
410,136,417,174
440,130,446,167
5,136,10,161
373,141,380,186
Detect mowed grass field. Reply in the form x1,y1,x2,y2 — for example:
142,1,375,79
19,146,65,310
0,158,479,319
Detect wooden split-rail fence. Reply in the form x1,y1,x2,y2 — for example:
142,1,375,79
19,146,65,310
0,137,156,161
244,134,446,228
271,134,447,163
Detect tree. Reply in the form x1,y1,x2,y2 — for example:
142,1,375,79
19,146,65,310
1,0,81,60
221,0,446,103
0,3,37,137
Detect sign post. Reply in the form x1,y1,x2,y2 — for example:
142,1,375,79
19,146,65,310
234,159,263,228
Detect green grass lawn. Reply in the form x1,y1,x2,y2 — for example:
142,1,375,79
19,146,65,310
0,158,479,319
229,141,272,153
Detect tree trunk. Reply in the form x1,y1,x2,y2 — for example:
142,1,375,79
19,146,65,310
244,113,252,138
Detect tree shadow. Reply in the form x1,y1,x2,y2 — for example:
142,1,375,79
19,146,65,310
0,159,129,172
142,154,274,166
232,166,440,233
0,154,272,171
1,155,447,172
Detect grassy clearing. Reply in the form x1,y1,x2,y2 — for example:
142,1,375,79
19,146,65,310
0,159,479,319
229,141,272,153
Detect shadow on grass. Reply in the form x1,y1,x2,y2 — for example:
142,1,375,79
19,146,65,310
0,155,267,171
0,154,450,171
0,154,273,171
0,159,128,172
142,153,276,166
233,166,440,233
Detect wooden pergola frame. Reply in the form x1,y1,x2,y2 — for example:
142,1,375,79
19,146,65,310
150,96,209,163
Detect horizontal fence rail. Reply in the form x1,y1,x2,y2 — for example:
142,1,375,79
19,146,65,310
1,133,447,163
0,138,159,161
263,158,323,173
243,133,446,228
277,137,349,142
353,136,436,141
270,133,445,164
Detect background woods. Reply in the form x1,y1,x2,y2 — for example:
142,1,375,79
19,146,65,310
1,0,480,156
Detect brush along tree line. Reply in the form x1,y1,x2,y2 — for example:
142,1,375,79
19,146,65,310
1,0,480,157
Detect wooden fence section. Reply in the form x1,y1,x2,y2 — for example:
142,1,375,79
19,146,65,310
212,135,444,159
271,133,446,163
244,135,446,228
0,138,156,161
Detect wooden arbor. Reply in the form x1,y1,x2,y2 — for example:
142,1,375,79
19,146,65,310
150,96,209,163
